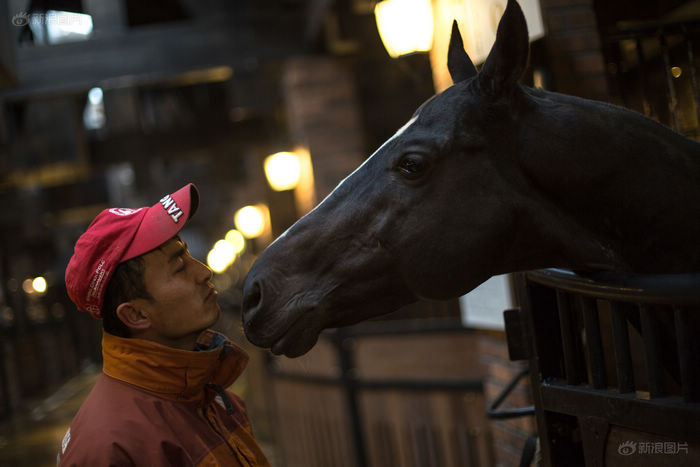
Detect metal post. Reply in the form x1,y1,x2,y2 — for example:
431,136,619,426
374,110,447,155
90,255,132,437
635,37,655,118
674,307,699,402
0,248,13,418
579,296,607,389
334,329,368,467
659,32,681,131
639,305,665,397
557,291,579,385
682,25,700,132
609,302,635,394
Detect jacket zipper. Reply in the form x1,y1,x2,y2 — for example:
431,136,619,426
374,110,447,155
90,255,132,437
200,406,253,466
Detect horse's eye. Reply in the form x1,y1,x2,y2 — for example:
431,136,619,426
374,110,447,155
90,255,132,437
397,154,428,179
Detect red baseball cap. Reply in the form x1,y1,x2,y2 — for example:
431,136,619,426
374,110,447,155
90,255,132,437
65,183,199,318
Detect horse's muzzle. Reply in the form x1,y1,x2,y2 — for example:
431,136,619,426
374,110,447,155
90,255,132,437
241,279,270,346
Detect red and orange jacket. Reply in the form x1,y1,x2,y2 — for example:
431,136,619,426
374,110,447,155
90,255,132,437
57,330,270,466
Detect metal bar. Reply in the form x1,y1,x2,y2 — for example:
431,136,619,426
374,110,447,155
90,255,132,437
0,249,13,420
682,25,700,133
635,37,655,117
355,379,483,392
639,305,665,397
486,366,536,419
611,41,629,108
334,331,368,467
659,32,681,131
606,19,700,41
525,269,700,305
609,302,635,393
504,308,529,361
674,307,700,402
332,318,468,338
539,383,700,441
557,291,579,385
271,370,483,392
515,274,556,466
578,415,609,467
579,296,607,389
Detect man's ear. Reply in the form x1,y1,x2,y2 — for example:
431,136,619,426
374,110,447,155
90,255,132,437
115,302,152,331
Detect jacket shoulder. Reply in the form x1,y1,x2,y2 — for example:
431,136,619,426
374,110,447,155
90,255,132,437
58,374,193,466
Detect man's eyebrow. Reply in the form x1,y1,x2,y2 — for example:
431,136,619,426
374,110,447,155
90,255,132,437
168,242,188,264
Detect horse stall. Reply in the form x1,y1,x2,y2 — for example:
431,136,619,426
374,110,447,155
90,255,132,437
505,269,700,466
237,2,700,465
261,303,495,467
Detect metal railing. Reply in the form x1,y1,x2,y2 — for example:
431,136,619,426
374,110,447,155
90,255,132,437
268,319,492,467
604,19,700,137
508,268,700,466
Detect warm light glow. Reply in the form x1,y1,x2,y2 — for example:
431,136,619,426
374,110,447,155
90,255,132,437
293,146,317,215
234,205,267,239
22,279,35,294
207,248,230,274
225,229,246,254
264,152,302,191
672,66,682,78
207,238,240,273
215,240,236,264
375,0,434,58
32,276,47,294
429,0,545,92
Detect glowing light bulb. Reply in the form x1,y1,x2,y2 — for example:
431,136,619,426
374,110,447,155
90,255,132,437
234,205,267,239
375,0,434,58
264,152,302,191
207,248,229,274
225,229,246,254
32,276,47,294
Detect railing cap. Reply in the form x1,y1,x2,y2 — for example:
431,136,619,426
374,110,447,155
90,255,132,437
525,268,700,305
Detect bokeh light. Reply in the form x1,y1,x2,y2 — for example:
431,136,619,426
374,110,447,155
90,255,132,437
224,229,246,254
375,0,434,58
234,205,267,239
264,151,302,191
32,276,47,294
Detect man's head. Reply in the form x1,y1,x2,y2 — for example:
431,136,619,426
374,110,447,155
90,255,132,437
65,184,221,349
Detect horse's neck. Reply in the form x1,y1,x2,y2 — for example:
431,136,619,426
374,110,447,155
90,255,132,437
521,90,700,273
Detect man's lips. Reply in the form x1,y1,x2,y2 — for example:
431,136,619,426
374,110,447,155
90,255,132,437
205,287,217,302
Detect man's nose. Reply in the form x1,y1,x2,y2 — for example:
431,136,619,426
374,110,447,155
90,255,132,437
194,258,213,282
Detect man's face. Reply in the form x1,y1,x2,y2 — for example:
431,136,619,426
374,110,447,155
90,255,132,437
137,236,221,349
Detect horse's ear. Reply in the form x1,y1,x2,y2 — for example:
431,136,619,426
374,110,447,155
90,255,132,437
447,21,477,84
478,0,529,96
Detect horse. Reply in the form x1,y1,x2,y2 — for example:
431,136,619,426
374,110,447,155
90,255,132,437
241,0,700,358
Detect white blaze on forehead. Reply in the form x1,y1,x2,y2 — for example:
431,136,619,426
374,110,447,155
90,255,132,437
269,114,420,246
335,113,419,190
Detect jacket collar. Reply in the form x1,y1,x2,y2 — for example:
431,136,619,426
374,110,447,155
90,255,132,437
102,330,249,402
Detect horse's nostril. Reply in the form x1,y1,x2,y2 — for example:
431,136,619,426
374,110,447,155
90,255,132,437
242,281,262,316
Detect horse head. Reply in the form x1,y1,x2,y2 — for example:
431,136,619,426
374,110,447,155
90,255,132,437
241,0,700,357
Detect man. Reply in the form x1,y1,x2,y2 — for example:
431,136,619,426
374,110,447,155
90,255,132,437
58,183,270,466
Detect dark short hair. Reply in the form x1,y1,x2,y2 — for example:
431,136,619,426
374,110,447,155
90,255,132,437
102,256,153,337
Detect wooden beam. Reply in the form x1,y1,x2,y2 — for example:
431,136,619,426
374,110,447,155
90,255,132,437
0,13,305,100
0,1,18,88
